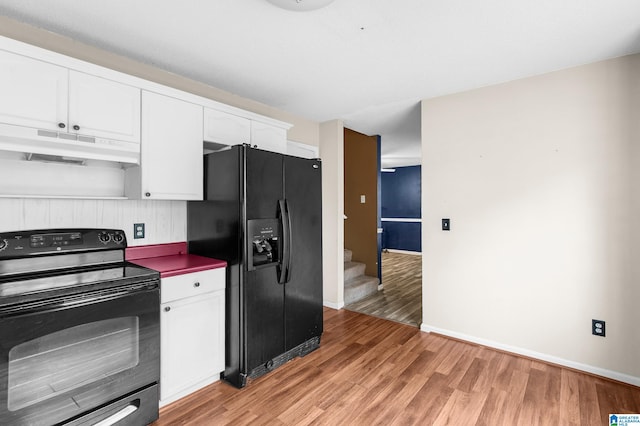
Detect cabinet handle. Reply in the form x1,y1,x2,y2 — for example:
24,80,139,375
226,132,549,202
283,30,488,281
73,124,80,131
194,282,200,288
145,192,151,197
164,306,171,312
58,122,66,129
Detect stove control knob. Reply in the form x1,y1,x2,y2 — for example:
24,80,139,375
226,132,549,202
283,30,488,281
98,232,111,244
113,233,124,244
0,239,7,251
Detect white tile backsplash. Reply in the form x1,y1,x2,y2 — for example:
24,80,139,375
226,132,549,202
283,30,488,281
0,198,186,245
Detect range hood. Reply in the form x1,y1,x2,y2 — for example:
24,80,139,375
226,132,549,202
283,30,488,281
0,122,140,165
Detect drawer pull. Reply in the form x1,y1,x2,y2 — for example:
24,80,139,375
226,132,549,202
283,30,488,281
164,306,171,312
194,282,200,288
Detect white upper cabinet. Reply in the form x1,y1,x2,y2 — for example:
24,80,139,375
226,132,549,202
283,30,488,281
203,107,250,145
0,50,68,131
287,140,319,159
251,120,287,154
68,71,140,143
0,36,293,199
203,107,290,155
0,49,140,144
128,91,203,200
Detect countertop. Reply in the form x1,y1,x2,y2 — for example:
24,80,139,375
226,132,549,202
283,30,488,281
126,242,226,278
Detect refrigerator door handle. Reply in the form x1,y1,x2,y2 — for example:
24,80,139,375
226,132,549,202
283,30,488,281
284,199,293,283
277,199,290,284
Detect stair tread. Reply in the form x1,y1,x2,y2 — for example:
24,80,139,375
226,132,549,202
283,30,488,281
344,274,379,287
343,250,377,304
344,260,365,269
343,261,367,281
344,274,379,305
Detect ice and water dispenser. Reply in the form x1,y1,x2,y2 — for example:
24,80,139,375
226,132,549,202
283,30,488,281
247,219,280,270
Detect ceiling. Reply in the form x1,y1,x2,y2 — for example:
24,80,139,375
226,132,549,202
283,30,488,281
1,0,640,168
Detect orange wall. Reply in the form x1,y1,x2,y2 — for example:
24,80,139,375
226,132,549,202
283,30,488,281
344,128,378,276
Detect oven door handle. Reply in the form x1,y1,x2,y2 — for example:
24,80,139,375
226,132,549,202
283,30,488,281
0,281,159,317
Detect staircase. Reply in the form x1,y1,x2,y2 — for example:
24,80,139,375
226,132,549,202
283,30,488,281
344,249,379,305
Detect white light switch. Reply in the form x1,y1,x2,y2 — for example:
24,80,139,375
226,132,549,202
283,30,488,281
360,195,366,203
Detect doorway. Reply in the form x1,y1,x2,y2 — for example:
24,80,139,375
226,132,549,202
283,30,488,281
343,130,422,327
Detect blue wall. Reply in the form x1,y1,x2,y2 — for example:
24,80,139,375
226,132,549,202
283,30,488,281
381,165,421,252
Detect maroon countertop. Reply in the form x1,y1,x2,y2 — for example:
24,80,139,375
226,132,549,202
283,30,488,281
126,242,226,278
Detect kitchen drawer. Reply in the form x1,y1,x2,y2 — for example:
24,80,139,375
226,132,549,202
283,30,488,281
161,268,225,304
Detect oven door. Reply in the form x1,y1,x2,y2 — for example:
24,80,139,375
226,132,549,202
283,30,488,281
0,280,160,426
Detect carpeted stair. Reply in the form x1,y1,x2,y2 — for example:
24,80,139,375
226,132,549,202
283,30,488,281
344,249,379,305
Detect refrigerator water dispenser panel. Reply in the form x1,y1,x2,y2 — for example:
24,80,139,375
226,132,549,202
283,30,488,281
247,218,280,270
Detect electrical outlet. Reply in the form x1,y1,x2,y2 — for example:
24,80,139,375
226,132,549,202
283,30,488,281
134,223,145,239
592,319,605,337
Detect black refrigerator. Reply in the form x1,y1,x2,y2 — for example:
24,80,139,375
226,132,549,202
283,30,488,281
187,145,323,388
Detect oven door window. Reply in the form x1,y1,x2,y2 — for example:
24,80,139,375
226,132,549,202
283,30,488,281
8,317,139,411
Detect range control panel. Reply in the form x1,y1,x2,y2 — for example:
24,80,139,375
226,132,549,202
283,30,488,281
0,229,127,259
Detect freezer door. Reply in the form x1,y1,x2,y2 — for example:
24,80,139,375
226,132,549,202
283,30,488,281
244,148,286,372
283,156,323,351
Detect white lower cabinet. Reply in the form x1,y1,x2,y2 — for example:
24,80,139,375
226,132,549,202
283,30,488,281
160,268,225,406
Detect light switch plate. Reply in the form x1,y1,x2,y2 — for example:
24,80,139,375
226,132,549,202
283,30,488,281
360,195,366,203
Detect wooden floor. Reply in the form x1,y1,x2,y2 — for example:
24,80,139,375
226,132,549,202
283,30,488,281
154,308,640,425
345,251,422,327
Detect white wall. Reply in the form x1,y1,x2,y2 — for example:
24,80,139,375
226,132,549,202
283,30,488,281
630,54,640,379
0,198,186,245
320,120,345,308
421,54,640,384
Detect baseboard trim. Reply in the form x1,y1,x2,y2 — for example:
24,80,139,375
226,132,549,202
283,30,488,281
385,249,422,255
323,300,344,310
420,323,640,387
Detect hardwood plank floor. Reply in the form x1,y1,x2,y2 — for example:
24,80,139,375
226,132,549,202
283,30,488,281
345,251,422,327
154,308,640,425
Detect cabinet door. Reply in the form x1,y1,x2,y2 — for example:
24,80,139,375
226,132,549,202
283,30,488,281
0,50,67,131
251,121,287,154
287,140,319,159
68,71,140,143
140,91,203,200
203,108,250,145
160,290,225,402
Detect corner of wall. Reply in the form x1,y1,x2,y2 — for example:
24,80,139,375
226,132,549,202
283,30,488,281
319,120,345,307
